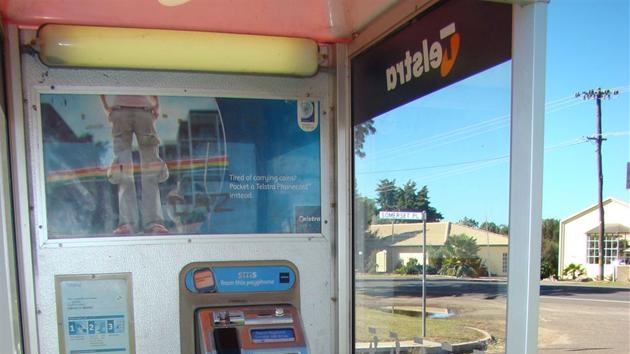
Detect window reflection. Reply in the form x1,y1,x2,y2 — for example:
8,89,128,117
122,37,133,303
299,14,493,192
353,62,511,353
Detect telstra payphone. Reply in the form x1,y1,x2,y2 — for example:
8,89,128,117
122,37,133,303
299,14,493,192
180,261,309,354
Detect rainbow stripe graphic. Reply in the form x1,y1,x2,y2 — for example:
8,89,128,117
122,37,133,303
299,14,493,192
46,155,228,183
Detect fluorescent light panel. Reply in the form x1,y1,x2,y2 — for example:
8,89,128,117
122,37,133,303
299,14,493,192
36,24,319,76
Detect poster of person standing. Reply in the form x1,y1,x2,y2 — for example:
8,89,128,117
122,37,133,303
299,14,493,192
40,93,321,238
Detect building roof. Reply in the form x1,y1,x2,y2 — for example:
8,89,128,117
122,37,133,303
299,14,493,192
561,197,629,225
585,223,630,235
368,222,509,247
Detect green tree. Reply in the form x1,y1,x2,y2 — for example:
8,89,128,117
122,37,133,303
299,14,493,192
416,185,443,222
354,192,379,273
459,217,479,228
375,180,443,223
396,180,419,211
480,221,499,234
465,219,508,235
541,218,559,279
354,195,377,228
353,120,376,158
438,234,487,278
375,179,398,211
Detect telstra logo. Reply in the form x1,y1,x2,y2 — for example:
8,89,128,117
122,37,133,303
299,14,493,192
385,22,460,91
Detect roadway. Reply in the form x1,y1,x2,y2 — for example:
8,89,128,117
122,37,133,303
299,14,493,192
356,277,630,302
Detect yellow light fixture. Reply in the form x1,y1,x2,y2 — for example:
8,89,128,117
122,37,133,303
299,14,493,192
158,0,192,6
35,24,319,77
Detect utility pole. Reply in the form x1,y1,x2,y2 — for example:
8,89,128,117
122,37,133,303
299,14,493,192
575,88,619,280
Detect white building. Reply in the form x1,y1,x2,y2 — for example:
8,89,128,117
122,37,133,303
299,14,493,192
558,197,630,279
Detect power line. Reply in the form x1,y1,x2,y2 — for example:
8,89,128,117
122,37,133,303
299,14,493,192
363,87,629,163
362,93,598,163
357,136,592,177
358,155,508,175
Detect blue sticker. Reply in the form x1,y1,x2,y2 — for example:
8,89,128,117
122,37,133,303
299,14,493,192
185,265,296,293
251,328,295,343
214,266,295,293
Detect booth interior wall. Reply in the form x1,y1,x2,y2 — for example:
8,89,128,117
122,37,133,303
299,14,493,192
16,28,336,354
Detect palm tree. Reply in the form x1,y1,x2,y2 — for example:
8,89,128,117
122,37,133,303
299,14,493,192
438,234,487,277
562,263,586,280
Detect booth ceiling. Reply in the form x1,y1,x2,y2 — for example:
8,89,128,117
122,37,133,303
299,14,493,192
0,0,400,42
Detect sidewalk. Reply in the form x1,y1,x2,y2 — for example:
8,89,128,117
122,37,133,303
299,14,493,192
355,334,491,354
355,339,442,354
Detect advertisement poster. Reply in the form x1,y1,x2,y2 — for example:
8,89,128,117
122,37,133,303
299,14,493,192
56,274,134,354
39,94,321,238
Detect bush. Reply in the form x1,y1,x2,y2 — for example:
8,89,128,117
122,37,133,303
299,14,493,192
439,257,488,278
435,233,488,278
395,258,435,275
540,260,557,279
562,263,586,280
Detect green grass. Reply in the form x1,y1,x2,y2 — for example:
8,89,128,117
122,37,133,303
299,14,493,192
545,280,630,288
355,307,487,344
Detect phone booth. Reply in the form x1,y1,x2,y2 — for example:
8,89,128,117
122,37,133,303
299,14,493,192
0,1,548,354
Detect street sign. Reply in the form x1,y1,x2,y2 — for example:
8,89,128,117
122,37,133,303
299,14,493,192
378,209,427,338
379,211,425,220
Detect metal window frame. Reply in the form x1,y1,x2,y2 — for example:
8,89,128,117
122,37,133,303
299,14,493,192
505,2,547,353
587,235,621,265
335,42,353,354
341,1,548,353
5,24,39,354
27,86,331,248
1,24,24,353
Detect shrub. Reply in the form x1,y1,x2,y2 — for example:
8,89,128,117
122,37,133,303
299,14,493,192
540,260,556,279
395,258,435,275
436,234,487,278
562,263,586,280
439,257,488,278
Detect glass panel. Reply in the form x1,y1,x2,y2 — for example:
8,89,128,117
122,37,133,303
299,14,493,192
541,0,629,352
353,61,511,353
40,94,321,238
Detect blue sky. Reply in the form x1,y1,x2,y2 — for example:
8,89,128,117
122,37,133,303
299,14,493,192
355,0,629,225
542,0,629,221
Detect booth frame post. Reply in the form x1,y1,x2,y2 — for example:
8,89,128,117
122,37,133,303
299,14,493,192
346,0,549,352
0,108,22,354
336,42,353,354
5,24,39,354
506,2,548,354
1,25,24,354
